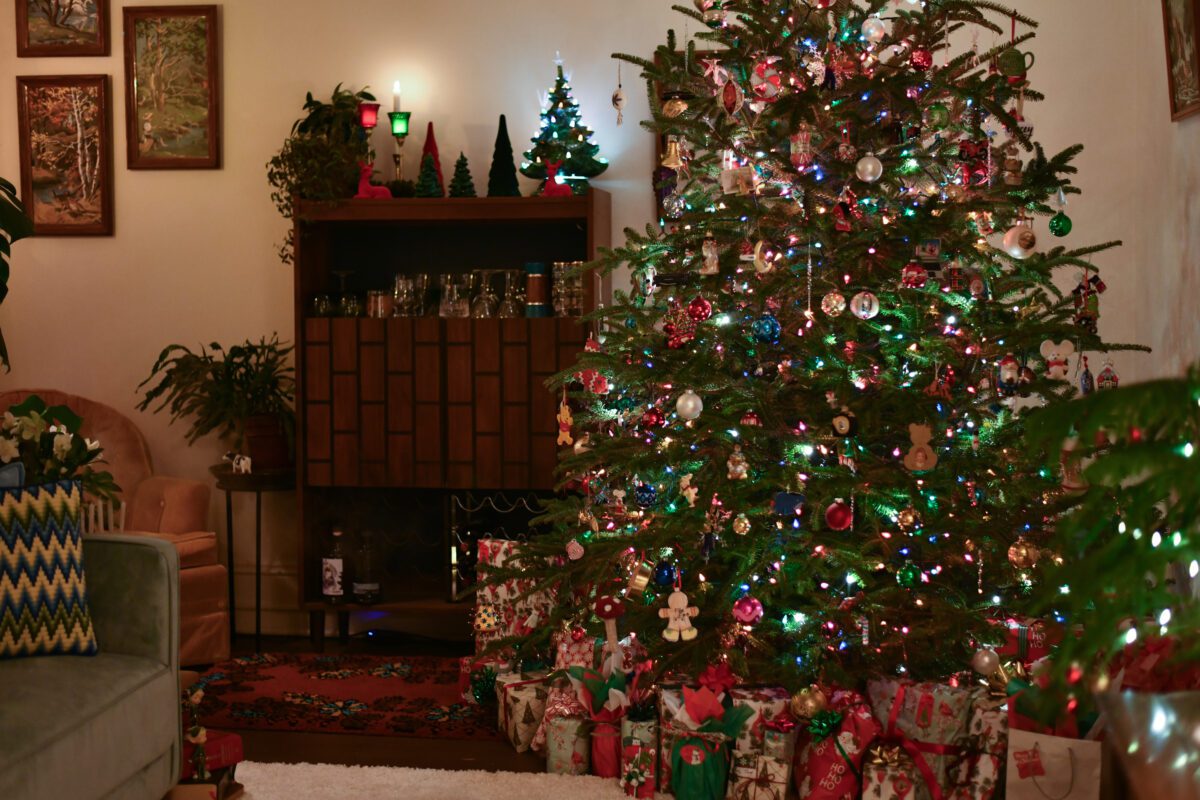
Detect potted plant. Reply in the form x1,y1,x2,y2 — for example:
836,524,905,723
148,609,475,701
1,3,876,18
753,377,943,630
136,335,296,469
0,394,118,501
0,177,35,370
266,84,374,264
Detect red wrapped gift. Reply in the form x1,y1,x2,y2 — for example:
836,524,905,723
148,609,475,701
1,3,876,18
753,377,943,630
792,690,880,800
181,730,243,781
992,617,1060,667
1109,636,1200,693
621,735,657,797
457,654,511,704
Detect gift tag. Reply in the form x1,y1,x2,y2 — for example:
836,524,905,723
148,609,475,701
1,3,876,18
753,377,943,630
1012,745,1046,778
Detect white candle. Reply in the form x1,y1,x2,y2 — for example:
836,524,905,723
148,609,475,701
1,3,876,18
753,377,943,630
392,81,401,112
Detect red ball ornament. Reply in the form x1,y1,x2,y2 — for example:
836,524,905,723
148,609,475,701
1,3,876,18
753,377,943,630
740,411,763,427
688,295,714,322
824,498,853,531
642,407,665,427
900,262,928,289
910,47,934,71
570,626,587,642
732,595,764,625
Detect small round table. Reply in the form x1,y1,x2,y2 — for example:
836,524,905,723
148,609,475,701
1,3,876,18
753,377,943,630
210,464,295,653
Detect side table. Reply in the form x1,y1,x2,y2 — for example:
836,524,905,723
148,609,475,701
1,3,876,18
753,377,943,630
210,464,295,653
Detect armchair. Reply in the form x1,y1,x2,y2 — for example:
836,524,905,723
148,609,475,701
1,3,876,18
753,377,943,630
0,389,230,666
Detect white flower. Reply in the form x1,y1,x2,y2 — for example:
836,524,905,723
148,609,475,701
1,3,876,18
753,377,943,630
85,438,101,451
0,436,18,464
1,412,16,433
53,432,73,459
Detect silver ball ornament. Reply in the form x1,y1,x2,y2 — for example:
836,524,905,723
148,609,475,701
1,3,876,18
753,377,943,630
856,154,884,183
1002,224,1038,259
676,390,704,420
861,17,887,44
972,647,1001,675
850,291,880,320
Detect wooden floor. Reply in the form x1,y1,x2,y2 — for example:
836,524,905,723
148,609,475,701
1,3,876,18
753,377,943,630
221,633,543,772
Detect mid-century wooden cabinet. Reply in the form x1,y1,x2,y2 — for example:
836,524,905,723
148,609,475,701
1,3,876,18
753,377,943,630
292,191,610,631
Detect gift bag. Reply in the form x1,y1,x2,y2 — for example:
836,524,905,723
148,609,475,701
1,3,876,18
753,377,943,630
622,735,658,798
593,720,623,778
545,715,590,775
1005,729,1102,800
793,691,881,800
671,730,734,800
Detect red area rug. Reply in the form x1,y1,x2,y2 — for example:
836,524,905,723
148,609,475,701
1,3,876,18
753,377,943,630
194,653,500,739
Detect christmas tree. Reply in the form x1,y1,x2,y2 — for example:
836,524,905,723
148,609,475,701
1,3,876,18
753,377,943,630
420,121,444,195
493,2,1134,690
449,152,477,198
415,153,443,198
488,114,522,197
520,59,608,194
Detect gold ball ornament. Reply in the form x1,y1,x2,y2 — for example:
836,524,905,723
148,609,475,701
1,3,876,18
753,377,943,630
896,507,920,531
790,686,828,720
1007,536,1040,569
732,513,751,535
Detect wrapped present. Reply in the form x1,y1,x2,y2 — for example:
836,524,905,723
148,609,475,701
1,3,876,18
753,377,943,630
948,696,1007,800
727,686,791,773
546,715,590,775
866,679,979,799
993,616,1060,667
1108,635,1200,693
793,689,881,800
458,654,511,704
622,735,658,797
475,538,555,654
181,730,243,781
862,744,930,800
728,755,788,800
496,670,549,752
661,685,755,800
533,684,589,752
567,666,630,778
621,717,660,794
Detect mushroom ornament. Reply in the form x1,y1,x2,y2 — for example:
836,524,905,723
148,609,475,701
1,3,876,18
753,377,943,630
594,595,626,672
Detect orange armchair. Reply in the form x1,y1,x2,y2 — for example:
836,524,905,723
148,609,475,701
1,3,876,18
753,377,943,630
0,389,230,666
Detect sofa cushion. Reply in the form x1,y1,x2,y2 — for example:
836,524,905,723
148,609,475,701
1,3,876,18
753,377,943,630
0,652,178,799
0,480,98,658
128,476,211,535
134,529,219,569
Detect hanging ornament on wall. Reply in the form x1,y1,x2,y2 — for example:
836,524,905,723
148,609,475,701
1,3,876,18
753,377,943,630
732,595,764,626
676,389,704,420
856,153,884,183
824,498,853,531
821,291,847,317
850,291,880,320
1002,223,1038,259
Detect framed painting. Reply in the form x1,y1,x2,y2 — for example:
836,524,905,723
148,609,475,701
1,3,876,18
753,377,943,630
15,0,109,57
1162,0,1200,120
123,5,221,169
16,75,114,236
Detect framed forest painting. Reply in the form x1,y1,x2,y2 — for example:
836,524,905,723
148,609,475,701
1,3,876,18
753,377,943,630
1163,0,1200,120
16,75,114,236
123,5,221,169
15,0,109,57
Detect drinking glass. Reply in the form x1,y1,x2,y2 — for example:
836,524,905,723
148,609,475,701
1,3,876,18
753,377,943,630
311,295,334,317
440,273,470,318
471,270,499,318
393,275,414,316
411,273,429,316
497,271,523,318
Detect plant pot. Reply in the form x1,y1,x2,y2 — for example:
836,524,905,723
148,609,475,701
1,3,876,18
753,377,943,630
243,414,291,470
1095,690,1200,800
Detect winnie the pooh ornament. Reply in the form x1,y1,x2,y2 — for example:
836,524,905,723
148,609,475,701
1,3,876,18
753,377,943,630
659,589,699,642
903,423,938,472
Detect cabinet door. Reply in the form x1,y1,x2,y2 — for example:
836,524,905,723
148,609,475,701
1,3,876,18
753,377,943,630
386,317,444,487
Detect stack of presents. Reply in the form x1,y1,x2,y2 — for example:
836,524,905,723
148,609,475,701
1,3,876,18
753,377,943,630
463,538,1200,799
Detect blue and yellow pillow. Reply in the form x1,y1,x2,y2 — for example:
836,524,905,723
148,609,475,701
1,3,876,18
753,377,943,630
0,480,98,658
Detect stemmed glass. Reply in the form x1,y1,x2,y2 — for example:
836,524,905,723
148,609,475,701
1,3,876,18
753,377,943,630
497,271,524,318
332,270,360,317
392,275,414,316
471,270,499,318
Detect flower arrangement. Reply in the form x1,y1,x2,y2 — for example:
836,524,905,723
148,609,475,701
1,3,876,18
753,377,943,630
0,394,117,501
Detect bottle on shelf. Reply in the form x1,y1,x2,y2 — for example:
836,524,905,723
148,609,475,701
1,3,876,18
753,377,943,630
352,531,381,605
322,528,346,604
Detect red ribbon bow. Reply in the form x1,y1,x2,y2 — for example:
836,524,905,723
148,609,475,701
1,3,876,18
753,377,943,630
880,684,963,800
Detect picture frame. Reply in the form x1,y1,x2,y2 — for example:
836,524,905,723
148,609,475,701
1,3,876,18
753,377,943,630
15,0,109,57
1162,0,1200,121
16,75,114,237
123,5,221,169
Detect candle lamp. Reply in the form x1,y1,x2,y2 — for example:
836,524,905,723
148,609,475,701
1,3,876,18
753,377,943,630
388,110,412,181
357,101,381,130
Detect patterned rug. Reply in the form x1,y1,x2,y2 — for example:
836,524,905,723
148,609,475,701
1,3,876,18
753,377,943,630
194,653,500,739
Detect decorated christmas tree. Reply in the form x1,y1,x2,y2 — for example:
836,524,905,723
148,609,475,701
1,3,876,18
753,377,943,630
420,121,444,194
415,153,443,198
520,59,608,194
493,2,1136,692
488,114,522,197
449,152,477,198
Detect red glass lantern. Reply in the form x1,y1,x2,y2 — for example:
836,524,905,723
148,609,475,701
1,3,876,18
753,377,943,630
357,101,381,130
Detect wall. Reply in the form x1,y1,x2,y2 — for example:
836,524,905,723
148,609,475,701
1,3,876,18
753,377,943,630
1,0,1196,635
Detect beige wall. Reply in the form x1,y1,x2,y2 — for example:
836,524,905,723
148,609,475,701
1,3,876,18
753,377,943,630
2,1,1196,634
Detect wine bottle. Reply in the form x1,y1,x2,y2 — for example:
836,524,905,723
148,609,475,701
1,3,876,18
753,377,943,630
322,529,345,604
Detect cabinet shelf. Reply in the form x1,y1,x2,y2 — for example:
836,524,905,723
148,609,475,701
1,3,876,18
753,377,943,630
296,194,597,224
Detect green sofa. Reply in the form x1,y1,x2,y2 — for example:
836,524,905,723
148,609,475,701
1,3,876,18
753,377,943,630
0,534,182,799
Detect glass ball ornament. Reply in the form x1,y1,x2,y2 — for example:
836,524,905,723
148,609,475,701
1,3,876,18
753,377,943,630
896,561,922,588
1007,536,1040,569
896,507,920,531
676,389,704,420
861,17,887,44
687,295,713,322
910,47,934,71
824,498,853,531
789,686,828,719
751,313,782,343
653,561,677,586
740,411,762,427
663,192,687,219
821,291,847,317
732,513,751,535
641,406,665,427
1002,224,1038,259
732,595,764,625
856,153,884,183
972,647,1001,676
566,538,585,561
634,482,658,509
850,291,880,320
923,102,951,129
1049,211,1073,237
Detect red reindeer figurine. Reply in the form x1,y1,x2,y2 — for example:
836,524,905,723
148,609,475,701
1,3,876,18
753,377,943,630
355,163,391,199
540,160,573,197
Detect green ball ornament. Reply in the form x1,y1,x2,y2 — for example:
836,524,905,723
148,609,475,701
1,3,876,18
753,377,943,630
924,102,951,130
896,562,922,588
1049,211,1073,237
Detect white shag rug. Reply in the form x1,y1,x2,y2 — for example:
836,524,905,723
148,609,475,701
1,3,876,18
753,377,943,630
237,761,661,799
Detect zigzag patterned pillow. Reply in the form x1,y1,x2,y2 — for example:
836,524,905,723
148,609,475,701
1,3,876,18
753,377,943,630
0,480,98,658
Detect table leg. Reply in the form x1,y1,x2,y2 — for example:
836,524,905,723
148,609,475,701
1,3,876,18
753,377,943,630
338,611,350,644
309,611,325,652
225,490,235,646
255,490,263,654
